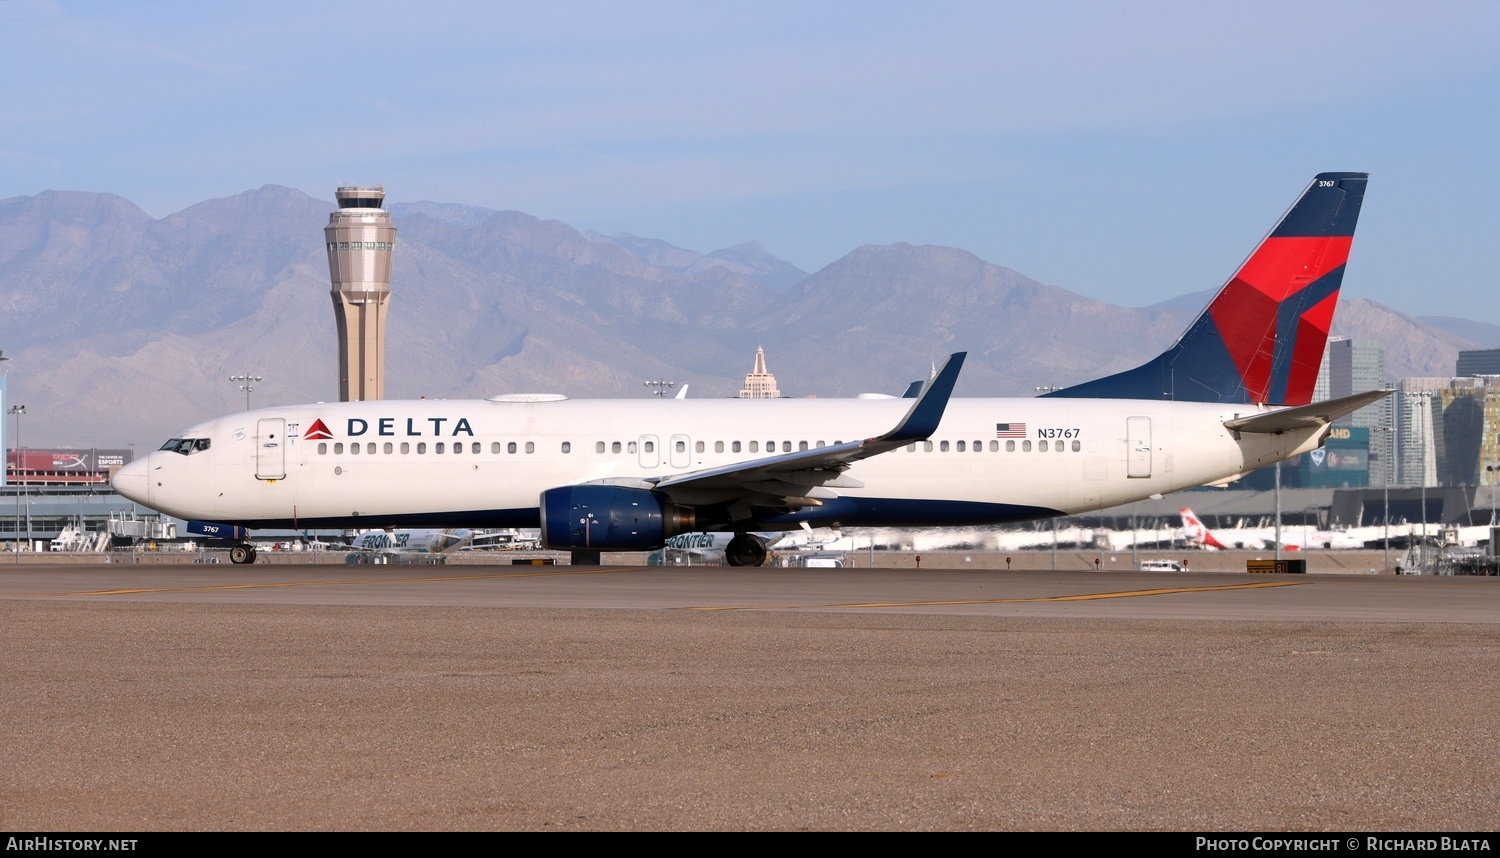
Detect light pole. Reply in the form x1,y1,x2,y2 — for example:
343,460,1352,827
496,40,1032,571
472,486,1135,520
1274,454,1282,564
1487,464,1499,567
1375,425,1393,572
643,378,675,398
1405,391,1434,573
8,404,22,559
229,373,263,411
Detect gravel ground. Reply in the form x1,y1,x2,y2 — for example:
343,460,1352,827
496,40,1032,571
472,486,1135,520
2,600,1497,831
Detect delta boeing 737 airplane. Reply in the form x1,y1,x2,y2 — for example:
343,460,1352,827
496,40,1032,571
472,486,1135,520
112,172,1385,566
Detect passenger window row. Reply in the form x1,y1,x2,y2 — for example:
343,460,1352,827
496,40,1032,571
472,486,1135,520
904,439,1082,453
309,436,1082,457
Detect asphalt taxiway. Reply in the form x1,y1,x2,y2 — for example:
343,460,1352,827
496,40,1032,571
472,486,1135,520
3,563,1498,830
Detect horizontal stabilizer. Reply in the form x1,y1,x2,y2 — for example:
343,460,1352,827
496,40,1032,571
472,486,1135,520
1224,389,1391,434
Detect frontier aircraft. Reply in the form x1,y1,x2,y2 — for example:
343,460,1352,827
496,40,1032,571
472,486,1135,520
112,173,1384,566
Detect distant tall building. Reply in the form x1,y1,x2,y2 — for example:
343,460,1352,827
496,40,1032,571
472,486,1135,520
738,347,782,399
325,185,396,401
1397,378,1443,488
1456,348,1500,377
1327,338,1391,487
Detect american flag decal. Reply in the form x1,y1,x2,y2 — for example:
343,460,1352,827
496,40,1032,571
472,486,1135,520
995,422,1027,438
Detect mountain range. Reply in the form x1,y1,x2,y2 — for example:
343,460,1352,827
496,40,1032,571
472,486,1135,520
0,186,1492,450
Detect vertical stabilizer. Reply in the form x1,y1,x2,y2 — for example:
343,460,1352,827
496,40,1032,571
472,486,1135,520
1048,172,1367,405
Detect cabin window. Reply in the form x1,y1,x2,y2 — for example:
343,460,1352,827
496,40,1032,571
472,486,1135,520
1023,440,1032,452
923,441,933,452
1039,440,1048,452
596,441,606,454
990,441,999,452
696,441,705,453
906,443,916,452
675,440,686,453
525,442,535,454
940,440,950,452
318,442,327,455
799,441,808,451
816,440,825,448
561,442,571,453
714,441,724,453
732,441,742,453
472,442,480,454
1072,440,1081,452
401,442,410,454
335,442,345,454
435,442,445,453
628,441,637,453
350,443,360,456
507,442,517,454
747,441,758,453
782,441,791,452
612,441,622,454
956,440,965,452
453,442,462,454
416,442,426,454
1006,440,1015,452
1056,443,1064,453
384,442,393,454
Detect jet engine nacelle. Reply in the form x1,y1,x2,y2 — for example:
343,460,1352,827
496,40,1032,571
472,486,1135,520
539,485,696,551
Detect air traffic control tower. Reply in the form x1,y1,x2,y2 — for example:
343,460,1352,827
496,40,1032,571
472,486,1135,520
324,185,396,401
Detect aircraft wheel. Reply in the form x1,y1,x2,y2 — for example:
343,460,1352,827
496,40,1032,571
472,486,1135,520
725,534,768,567
229,544,258,565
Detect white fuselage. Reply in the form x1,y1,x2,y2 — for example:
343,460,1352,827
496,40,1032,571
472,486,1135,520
112,394,1325,535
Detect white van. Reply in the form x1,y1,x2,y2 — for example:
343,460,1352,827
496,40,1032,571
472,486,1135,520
1138,559,1186,572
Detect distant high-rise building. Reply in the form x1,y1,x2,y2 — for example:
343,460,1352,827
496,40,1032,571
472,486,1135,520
325,185,396,401
1456,348,1500,377
1327,338,1391,487
739,347,781,399
1397,379,1443,488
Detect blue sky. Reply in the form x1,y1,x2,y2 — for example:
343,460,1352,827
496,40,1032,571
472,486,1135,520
3,1,1497,319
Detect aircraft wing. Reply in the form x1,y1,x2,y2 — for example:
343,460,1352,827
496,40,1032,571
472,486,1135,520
639,353,965,508
1223,389,1392,434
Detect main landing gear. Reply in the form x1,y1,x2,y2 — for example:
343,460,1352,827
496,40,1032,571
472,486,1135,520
229,543,259,565
724,533,768,567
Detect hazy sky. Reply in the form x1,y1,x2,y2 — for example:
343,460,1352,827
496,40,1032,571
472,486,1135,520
3,1,1496,319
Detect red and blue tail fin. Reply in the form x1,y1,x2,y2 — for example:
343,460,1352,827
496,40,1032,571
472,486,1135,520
1047,172,1368,406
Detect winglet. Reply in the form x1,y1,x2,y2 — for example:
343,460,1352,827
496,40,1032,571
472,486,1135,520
878,352,965,446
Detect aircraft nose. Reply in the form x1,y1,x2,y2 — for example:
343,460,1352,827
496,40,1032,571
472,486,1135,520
110,457,150,505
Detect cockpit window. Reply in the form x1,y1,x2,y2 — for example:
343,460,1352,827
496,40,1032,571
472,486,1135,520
160,438,210,456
